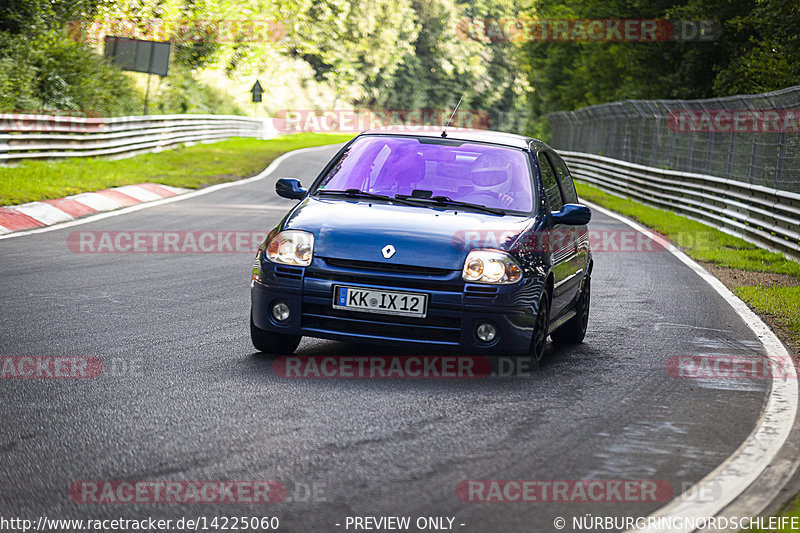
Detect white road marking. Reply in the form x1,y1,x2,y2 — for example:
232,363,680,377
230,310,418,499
71,192,124,212
156,184,186,195
113,185,164,202
10,201,74,225
582,200,798,533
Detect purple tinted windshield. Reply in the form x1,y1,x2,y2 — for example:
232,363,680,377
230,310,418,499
317,136,534,212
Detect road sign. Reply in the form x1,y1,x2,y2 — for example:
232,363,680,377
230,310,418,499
104,36,171,115
250,81,264,103
104,37,170,76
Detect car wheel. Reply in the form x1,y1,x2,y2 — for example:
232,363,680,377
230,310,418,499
551,276,590,345
250,311,301,354
528,290,550,370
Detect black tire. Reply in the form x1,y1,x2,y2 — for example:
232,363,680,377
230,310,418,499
250,312,301,354
528,289,551,370
551,276,590,345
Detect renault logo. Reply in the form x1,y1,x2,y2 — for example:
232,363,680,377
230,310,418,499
381,245,396,259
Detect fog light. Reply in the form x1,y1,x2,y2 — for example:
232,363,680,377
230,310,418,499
272,302,291,322
476,322,497,343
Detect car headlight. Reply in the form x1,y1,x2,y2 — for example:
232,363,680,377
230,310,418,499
265,230,314,266
462,250,522,284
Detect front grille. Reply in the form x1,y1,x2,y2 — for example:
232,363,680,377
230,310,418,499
464,284,500,298
323,257,453,276
301,302,462,343
307,270,462,292
274,265,304,280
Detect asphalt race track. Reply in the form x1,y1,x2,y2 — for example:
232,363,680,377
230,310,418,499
0,145,776,532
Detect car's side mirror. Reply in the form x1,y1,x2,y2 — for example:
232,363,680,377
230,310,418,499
551,204,591,226
276,178,307,200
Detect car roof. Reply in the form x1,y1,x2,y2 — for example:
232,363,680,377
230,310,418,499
360,127,548,151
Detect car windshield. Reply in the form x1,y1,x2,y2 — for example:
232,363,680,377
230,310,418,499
315,136,534,213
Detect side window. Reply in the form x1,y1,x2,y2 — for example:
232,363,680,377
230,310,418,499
548,151,578,204
537,152,564,211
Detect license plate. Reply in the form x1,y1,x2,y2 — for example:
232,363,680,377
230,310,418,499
333,286,428,318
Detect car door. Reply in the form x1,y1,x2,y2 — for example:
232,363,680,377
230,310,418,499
536,150,572,319
548,150,589,304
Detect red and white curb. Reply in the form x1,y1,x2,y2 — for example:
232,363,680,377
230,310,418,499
0,183,187,235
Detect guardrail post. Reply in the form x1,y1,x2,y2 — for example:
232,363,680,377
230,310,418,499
776,131,786,189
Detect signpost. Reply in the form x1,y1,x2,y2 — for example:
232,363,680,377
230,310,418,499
104,36,171,115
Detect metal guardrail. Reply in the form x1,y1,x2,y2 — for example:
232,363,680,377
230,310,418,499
562,150,800,260
0,114,266,163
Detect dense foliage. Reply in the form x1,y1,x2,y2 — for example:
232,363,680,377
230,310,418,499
0,30,141,115
0,0,796,131
521,0,800,137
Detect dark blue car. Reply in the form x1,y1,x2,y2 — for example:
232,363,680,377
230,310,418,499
250,129,592,367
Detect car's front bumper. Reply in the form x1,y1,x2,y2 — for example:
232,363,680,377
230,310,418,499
251,256,544,355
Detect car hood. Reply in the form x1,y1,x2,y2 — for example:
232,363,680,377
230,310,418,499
283,197,532,270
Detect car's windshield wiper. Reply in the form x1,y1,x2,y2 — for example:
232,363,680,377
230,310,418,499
316,189,417,206
394,194,505,215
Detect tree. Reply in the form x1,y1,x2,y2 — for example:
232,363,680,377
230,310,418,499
520,0,799,138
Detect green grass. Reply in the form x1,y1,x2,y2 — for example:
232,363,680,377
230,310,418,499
576,178,800,378
575,182,800,279
735,285,800,345
0,133,355,206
